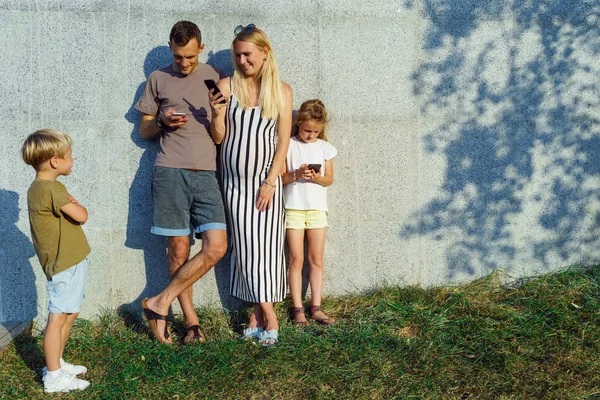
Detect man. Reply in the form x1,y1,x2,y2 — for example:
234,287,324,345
136,21,227,344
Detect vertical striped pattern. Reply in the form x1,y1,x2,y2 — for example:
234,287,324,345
220,88,286,303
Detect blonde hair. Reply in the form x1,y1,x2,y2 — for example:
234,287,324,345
295,99,329,141
231,27,284,120
22,129,72,170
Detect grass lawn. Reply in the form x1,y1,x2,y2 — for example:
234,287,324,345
2,266,600,399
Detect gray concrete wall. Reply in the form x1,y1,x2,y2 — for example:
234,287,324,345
2,0,599,324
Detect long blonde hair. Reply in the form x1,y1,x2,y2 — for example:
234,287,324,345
231,27,284,120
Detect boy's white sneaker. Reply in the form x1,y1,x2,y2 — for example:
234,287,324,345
60,359,88,375
42,360,87,377
43,370,89,393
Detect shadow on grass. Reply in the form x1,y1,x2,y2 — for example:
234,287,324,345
117,302,249,343
12,331,44,381
227,308,250,336
116,304,159,341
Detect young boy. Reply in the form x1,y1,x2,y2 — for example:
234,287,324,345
22,129,91,393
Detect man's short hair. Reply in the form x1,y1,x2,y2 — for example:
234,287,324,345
22,129,72,170
170,21,202,46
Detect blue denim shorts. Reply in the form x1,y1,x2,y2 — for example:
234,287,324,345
46,258,88,314
151,167,227,236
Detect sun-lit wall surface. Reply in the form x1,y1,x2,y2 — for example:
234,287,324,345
1,0,599,324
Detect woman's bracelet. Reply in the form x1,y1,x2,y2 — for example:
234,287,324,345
292,170,297,181
262,179,276,188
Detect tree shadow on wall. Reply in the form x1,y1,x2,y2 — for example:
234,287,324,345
401,1,600,279
0,190,37,323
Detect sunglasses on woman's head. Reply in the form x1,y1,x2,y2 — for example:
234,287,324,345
234,24,256,35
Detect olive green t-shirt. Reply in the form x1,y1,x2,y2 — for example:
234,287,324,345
27,179,91,279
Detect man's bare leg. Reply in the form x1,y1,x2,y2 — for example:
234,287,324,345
167,236,202,342
145,229,227,343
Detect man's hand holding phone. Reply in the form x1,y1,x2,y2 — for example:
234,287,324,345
160,109,189,128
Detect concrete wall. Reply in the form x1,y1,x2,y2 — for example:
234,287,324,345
2,0,599,324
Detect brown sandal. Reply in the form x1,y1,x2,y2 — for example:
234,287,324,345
290,307,309,326
184,325,206,344
141,298,171,343
310,305,335,325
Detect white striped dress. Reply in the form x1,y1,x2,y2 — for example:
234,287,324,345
220,83,287,303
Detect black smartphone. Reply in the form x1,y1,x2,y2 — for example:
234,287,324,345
308,164,322,173
204,79,227,104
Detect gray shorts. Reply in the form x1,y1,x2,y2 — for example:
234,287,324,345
151,166,226,236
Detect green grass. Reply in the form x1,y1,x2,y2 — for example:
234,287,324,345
3,266,600,399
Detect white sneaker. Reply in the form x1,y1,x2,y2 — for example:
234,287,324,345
43,370,90,393
60,359,88,375
42,360,87,377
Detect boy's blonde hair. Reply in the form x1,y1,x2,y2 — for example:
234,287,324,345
231,27,284,120
22,129,72,170
295,99,329,141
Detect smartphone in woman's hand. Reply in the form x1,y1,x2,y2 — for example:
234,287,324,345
204,80,227,104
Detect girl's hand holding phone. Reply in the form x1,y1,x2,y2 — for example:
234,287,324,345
297,164,317,181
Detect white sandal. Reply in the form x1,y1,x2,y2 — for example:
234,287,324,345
241,327,264,340
258,329,279,347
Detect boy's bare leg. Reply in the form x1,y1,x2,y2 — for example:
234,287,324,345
59,313,79,360
44,313,67,371
167,236,201,342
145,229,227,343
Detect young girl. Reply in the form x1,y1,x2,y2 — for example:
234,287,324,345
282,99,337,326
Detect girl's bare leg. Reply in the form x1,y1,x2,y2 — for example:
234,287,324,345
286,228,308,324
306,228,334,322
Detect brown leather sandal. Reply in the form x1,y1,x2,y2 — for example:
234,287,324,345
184,325,206,344
310,305,336,325
290,307,309,326
141,298,171,343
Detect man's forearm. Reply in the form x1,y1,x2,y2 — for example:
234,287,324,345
140,118,162,139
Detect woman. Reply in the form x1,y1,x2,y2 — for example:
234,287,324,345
209,24,292,346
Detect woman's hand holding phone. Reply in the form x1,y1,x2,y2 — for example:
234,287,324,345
206,79,228,115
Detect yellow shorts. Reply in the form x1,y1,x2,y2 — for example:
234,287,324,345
285,209,329,230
